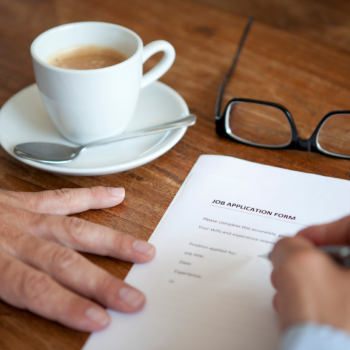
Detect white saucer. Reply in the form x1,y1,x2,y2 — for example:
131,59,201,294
0,82,189,176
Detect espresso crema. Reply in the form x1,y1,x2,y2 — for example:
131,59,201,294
47,45,128,70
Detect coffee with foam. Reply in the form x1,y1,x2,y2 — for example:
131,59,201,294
47,45,128,70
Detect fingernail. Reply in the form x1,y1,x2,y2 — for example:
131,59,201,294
86,307,110,326
119,287,145,308
133,240,154,256
108,187,125,197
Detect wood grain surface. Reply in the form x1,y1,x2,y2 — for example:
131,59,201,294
195,0,350,50
1,0,350,349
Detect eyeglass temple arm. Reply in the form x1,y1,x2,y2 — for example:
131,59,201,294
215,17,255,118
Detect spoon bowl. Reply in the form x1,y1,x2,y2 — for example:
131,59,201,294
14,143,83,163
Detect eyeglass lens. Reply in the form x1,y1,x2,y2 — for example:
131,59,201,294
318,114,350,157
227,101,292,147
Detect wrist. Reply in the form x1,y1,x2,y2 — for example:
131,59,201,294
282,322,350,350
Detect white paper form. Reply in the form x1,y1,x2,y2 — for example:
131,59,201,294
83,155,350,350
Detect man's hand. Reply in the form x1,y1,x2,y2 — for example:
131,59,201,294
0,187,155,332
270,215,350,333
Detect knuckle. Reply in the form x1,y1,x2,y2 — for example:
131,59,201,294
21,271,52,302
61,216,97,245
50,246,80,272
94,274,118,301
17,209,36,230
0,224,16,239
111,232,123,248
112,232,129,252
0,224,22,249
99,275,114,289
0,207,31,230
89,186,104,198
63,216,87,237
53,188,76,205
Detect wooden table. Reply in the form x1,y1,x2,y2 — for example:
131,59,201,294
1,0,350,349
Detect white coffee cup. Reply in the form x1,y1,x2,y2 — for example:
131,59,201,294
31,22,175,144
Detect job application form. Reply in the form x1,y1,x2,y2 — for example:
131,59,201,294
83,155,350,350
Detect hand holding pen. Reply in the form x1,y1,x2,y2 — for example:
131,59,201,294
261,245,350,267
269,215,350,333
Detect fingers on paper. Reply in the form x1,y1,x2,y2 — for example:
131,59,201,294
0,247,110,332
2,186,125,215
3,232,146,312
297,215,350,246
27,214,155,263
0,228,148,328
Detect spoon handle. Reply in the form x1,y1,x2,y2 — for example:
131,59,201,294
84,114,197,150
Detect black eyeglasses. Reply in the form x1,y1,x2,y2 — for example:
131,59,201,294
215,17,350,159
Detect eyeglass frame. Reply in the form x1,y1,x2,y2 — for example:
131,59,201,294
215,17,350,160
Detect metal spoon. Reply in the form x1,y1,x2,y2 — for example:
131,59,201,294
14,114,196,164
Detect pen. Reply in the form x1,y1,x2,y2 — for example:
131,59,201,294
259,245,350,267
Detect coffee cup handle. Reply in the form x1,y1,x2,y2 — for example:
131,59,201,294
141,40,175,89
